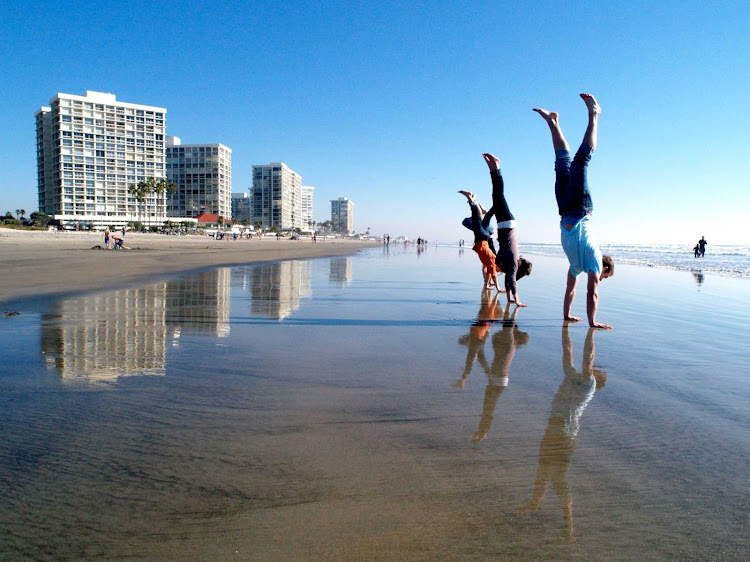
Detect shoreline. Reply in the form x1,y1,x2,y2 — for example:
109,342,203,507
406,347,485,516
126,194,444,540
0,228,379,305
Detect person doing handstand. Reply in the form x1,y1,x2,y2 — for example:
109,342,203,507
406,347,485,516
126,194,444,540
459,190,501,291
534,93,614,329
481,153,532,307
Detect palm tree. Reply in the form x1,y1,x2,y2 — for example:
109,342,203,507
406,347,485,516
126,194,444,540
15,209,20,220
19,209,26,221
128,177,176,231
127,180,150,231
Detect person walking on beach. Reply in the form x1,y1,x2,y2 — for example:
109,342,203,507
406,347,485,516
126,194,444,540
481,152,532,306
698,236,707,257
534,93,614,329
458,190,501,291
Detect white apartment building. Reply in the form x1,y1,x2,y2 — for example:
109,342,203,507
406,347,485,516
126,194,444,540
330,197,354,234
35,91,167,229
301,185,315,232
165,136,232,219
251,162,302,230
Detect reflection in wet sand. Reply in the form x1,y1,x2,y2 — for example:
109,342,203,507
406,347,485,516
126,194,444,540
473,304,528,442
41,284,169,385
235,261,311,319
166,268,232,342
329,257,352,285
41,269,233,384
518,326,606,542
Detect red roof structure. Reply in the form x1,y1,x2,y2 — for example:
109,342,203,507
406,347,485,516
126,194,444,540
195,212,231,226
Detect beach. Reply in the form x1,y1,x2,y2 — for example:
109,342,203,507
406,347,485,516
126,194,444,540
1,241,748,560
0,228,378,305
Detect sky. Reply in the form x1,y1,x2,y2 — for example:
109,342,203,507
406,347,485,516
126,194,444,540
1,0,748,244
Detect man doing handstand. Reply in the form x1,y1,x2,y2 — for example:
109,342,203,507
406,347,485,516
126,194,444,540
534,93,614,329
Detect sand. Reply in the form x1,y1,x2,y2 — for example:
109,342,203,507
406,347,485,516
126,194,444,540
0,228,379,304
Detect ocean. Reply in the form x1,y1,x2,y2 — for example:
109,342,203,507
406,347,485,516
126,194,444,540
517,242,750,277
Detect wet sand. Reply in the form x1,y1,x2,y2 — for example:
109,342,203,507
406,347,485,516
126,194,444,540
0,246,748,560
0,228,378,304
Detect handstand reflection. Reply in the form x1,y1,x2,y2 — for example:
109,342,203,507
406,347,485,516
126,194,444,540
518,326,607,542
453,291,502,388
472,304,528,442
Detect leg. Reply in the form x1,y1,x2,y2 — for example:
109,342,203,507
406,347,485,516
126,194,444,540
566,94,602,219
533,108,569,152
482,153,515,223
533,109,575,216
580,93,601,151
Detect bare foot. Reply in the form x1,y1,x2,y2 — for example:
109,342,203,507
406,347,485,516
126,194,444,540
458,190,474,200
482,153,500,171
580,93,601,116
533,107,558,124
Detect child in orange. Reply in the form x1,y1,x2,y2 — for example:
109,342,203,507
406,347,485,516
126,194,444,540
459,190,501,291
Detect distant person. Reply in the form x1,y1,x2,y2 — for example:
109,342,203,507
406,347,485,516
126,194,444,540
534,93,614,329
103,228,112,250
111,234,124,249
458,190,501,291
693,244,700,258
698,236,707,257
518,326,606,542
481,152,532,306
121,226,125,237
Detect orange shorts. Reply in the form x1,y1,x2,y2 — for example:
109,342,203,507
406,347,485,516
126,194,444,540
472,241,497,276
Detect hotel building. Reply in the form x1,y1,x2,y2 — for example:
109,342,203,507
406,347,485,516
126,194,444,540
301,185,315,232
330,197,354,234
231,192,252,224
251,162,302,230
165,136,232,219
35,90,167,229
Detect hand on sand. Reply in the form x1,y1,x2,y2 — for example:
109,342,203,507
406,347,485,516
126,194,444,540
482,153,500,171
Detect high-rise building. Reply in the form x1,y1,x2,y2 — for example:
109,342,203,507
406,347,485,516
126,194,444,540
35,90,167,229
231,192,252,223
301,185,315,232
251,162,302,230
165,136,232,219
330,197,354,234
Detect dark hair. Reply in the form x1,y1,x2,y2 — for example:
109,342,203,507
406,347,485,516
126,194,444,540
602,255,614,276
516,257,532,280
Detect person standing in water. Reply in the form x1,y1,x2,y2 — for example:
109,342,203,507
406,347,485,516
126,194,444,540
533,93,614,329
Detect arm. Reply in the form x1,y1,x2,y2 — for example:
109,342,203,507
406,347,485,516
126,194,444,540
586,271,613,329
564,270,582,322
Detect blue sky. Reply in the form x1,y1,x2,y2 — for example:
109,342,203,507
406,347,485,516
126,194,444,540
1,0,748,244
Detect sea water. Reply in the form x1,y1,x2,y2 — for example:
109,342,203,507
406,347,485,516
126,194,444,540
0,246,748,559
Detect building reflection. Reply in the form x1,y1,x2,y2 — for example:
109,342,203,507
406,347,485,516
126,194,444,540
41,284,169,385
329,257,352,285
166,268,231,341
518,326,606,542
40,268,233,385
236,261,312,319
